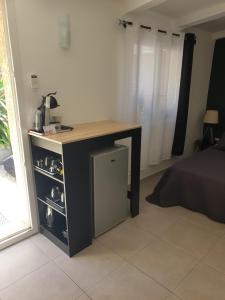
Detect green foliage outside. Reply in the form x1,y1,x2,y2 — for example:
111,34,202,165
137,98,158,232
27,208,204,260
0,76,10,147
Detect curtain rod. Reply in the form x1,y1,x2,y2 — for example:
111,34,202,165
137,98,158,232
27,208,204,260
119,19,181,37
119,19,133,29
158,29,167,34
140,24,151,30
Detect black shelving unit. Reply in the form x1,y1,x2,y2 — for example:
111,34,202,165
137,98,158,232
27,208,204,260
29,121,141,257
34,167,64,184
30,136,95,257
37,197,66,216
32,148,70,254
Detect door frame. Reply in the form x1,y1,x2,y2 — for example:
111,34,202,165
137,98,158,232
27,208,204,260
0,0,38,250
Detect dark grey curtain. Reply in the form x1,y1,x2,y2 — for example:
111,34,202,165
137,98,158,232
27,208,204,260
207,38,225,138
172,33,196,156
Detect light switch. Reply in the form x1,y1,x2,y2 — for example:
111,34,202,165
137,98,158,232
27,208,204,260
30,74,39,89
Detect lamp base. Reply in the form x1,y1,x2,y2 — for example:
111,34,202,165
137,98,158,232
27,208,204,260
203,126,215,145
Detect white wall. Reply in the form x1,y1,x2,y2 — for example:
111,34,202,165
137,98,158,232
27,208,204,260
184,28,215,155
7,0,123,129
5,0,126,231
6,0,215,183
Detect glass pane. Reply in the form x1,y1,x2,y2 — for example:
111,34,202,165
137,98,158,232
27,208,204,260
0,2,32,243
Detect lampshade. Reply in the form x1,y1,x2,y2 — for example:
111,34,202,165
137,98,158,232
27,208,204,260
204,110,219,124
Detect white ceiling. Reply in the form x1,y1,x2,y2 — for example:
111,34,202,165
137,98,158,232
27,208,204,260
150,0,225,19
144,0,225,35
196,16,225,33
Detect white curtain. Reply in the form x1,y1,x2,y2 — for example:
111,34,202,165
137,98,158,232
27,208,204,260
117,25,184,169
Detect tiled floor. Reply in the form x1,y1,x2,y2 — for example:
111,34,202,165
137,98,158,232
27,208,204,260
0,165,30,242
1,173,225,299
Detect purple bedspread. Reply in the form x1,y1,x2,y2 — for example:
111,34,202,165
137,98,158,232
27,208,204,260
146,148,225,223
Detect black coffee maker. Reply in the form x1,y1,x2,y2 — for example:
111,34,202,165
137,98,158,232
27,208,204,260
34,92,60,132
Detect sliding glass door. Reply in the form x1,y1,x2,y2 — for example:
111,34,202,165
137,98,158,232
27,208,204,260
0,0,34,247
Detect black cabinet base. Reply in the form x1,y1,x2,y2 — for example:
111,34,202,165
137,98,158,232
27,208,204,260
40,225,69,255
39,225,92,257
30,125,141,257
40,225,92,257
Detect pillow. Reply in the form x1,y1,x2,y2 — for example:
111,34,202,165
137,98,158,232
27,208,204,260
214,132,225,151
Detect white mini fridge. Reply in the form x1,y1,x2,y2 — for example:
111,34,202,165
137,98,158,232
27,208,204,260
91,145,129,237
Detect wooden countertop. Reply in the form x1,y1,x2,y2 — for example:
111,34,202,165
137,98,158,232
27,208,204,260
29,120,141,145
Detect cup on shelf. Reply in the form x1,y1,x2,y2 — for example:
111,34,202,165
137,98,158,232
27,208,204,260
49,160,58,174
51,159,63,176
51,186,61,201
62,229,68,240
46,207,54,228
36,159,44,168
44,156,53,169
60,192,65,206
36,156,63,176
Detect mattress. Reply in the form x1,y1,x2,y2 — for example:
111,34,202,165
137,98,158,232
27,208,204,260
146,148,225,223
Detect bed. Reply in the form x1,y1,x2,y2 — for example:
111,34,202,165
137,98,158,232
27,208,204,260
146,147,225,223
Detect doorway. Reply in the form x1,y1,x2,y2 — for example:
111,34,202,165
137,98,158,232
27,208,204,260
0,1,33,247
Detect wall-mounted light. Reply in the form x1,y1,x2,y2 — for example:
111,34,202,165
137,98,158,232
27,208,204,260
58,15,71,49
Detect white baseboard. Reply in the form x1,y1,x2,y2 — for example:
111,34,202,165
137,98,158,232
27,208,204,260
140,158,176,180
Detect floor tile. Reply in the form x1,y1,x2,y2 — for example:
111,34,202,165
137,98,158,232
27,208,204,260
140,199,151,212
2,175,225,300
140,174,163,211
175,263,225,300
161,219,219,258
202,235,225,273
166,294,181,300
55,240,124,292
31,233,64,259
144,203,190,219
0,239,49,290
97,220,155,259
141,172,163,195
77,294,91,300
129,237,197,290
88,263,170,300
129,203,183,236
0,262,83,300
184,211,225,237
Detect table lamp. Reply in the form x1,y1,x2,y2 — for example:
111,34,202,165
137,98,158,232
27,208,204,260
203,110,219,144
